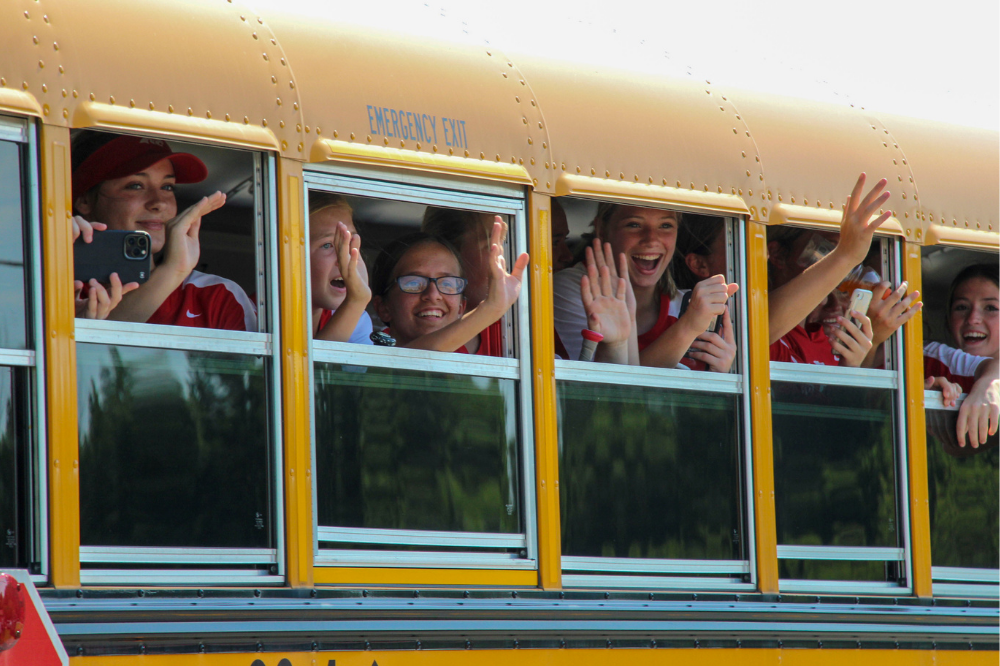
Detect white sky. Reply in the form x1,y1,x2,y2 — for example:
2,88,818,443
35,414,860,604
269,0,999,131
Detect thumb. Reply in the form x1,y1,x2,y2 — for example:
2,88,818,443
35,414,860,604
726,283,740,297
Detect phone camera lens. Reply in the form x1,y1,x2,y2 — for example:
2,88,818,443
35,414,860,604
127,236,136,245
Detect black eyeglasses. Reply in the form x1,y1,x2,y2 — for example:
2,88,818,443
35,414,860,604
391,274,467,295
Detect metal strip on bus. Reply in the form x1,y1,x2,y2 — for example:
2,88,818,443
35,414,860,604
315,550,535,569
777,545,905,561
779,579,907,594
305,163,526,200
932,566,1000,583
313,340,519,380
932,583,1000,598
80,546,277,565
562,556,749,575
79,570,284,586
317,526,525,549
769,362,898,389
74,319,271,356
304,172,524,214
564,575,757,591
27,119,50,580
924,389,965,411
555,359,743,393
0,349,34,366
0,115,28,143
737,218,757,586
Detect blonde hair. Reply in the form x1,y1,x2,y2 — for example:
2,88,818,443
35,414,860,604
309,191,353,217
593,202,679,299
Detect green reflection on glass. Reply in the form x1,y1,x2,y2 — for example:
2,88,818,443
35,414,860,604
314,364,520,534
77,344,271,548
0,367,21,567
0,141,28,350
557,381,743,560
779,559,887,581
772,382,897,549
926,408,999,569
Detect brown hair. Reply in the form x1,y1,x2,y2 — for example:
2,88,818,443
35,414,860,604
371,232,464,298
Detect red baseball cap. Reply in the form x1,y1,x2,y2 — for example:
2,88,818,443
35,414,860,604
72,135,208,202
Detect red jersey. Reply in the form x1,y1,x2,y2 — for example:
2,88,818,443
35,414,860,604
923,341,986,393
146,270,257,331
636,292,706,371
770,324,838,366
457,320,503,356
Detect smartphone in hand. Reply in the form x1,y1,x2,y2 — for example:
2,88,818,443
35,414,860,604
74,230,152,285
845,288,873,328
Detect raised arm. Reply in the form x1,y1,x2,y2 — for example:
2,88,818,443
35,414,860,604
768,174,891,344
580,239,633,365
956,358,999,448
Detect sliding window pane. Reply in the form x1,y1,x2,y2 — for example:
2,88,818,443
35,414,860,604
0,141,27,350
926,408,999,569
314,364,520,534
558,382,743,560
772,382,898,548
0,367,27,568
77,344,271,548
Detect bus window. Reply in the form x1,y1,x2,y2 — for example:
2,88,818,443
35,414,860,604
769,222,909,593
553,196,750,589
921,245,998,598
72,131,279,584
0,117,42,576
306,171,533,569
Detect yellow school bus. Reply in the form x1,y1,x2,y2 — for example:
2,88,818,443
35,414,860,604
0,2,996,665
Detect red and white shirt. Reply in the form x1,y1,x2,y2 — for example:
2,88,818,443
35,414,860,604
770,324,839,366
923,341,986,393
147,270,257,331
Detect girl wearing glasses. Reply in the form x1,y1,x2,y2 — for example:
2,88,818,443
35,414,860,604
371,219,529,352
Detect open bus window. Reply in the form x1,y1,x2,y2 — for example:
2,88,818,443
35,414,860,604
69,131,261,332
306,172,533,569
72,131,279,585
553,198,739,370
921,245,999,598
306,192,518,356
553,196,750,589
767,225,909,592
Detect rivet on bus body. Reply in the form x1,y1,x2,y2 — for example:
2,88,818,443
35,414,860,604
281,140,287,150
128,98,135,107
244,116,249,124
732,187,737,194
62,109,68,118
150,102,156,111
41,84,47,93
224,113,231,121
502,73,508,78
262,53,269,61
542,142,547,149
676,181,681,188
759,175,764,181
762,208,768,217
620,171,627,179
449,147,454,155
717,186,722,193
736,115,741,121
465,150,471,157
89,92,95,100
901,193,906,199
258,17,263,23
38,59,45,69
749,190,753,196
527,137,533,145
533,178,538,186
739,189,744,196
530,158,535,165
432,144,437,152
531,100,536,106
745,170,751,177
187,107,193,115
606,171,611,178
496,154,501,161
109,95,115,104
43,15,50,23
703,184,708,191
741,151,746,158
296,124,301,132
720,106,724,111
271,38,276,45
546,181,551,188
33,35,39,45
281,58,286,66
538,122,543,129
253,32,258,39
42,104,49,115
240,15,246,20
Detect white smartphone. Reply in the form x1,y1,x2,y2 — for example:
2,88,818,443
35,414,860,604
846,288,873,328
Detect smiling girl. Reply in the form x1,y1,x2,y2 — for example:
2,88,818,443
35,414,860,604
371,220,528,353
71,132,255,330
553,203,738,370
